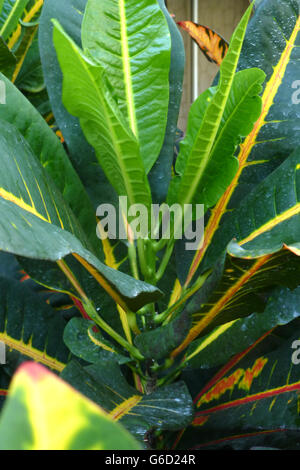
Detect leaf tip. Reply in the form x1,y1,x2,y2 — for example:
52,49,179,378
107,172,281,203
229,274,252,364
17,361,48,383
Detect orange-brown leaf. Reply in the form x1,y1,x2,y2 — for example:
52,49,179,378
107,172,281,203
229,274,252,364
178,21,228,66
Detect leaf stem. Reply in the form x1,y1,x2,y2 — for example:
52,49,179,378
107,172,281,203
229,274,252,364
155,240,175,282
127,240,140,280
154,269,212,325
83,299,144,361
153,236,169,253
57,260,88,301
137,238,155,284
156,366,183,387
57,259,144,361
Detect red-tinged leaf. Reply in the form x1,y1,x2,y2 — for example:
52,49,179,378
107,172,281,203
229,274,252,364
173,318,300,450
177,21,228,65
0,371,11,410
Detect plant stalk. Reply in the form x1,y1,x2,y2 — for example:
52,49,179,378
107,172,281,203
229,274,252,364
83,300,144,361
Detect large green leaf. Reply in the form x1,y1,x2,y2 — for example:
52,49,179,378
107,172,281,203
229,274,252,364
0,362,141,450
185,0,300,284
53,20,152,212
170,68,264,211
61,359,194,441
81,0,171,174
0,72,100,253
39,0,116,212
39,1,132,293
168,5,260,211
0,121,162,312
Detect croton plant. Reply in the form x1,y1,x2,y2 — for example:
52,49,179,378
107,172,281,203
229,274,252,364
0,0,299,451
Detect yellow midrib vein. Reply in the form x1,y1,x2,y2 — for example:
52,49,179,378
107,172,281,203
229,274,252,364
239,202,300,246
119,0,138,138
0,187,48,222
110,395,142,421
0,333,65,372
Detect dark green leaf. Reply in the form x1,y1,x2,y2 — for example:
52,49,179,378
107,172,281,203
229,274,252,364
0,276,69,371
0,36,15,77
63,317,130,365
0,121,162,312
135,310,191,360
148,0,185,203
61,359,194,440
186,286,300,369
0,72,100,254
